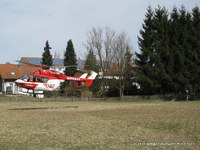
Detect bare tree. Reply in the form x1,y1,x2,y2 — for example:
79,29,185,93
85,27,103,68
85,27,116,70
113,32,132,97
85,27,115,95
85,27,133,97
104,27,116,70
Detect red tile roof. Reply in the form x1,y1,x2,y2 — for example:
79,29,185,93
0,64,41,79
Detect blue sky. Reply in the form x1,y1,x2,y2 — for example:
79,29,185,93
0,0,199,63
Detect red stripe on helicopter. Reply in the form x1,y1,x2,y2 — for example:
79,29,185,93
23,83,38,89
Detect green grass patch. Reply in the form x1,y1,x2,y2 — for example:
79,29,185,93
0,94,7,97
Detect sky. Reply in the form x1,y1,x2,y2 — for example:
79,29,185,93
0,0,199,64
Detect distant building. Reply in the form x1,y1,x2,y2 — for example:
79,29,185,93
0,63,42,94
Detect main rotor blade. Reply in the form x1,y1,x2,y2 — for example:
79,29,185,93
16,60,42,67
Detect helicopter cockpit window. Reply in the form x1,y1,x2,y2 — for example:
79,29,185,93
20,74,48,83
20,74,29,81
33,76,48,83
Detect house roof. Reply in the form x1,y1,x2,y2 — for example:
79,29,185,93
0,64,41,79
20,57,86,66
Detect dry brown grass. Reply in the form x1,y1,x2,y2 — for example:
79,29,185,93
0,100,199,150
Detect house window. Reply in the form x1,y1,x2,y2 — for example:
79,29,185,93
11,72,16,76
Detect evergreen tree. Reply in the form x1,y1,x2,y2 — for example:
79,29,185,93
191,6,200,96
64,39,77,76
60,39,77,95
169,7,185,94
136,5,200,96
41,40,53,66
184,11,197,93
175,6,191,94
106,78,120,97
124,47,135,95
85,50,99,72
85,50,101,96
135,6,157,94
153,6,173,94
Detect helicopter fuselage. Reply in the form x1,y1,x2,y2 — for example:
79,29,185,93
15,69,97,92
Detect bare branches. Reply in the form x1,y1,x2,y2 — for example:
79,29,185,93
84,26,133,97
85,27,132,71
113,32,131,69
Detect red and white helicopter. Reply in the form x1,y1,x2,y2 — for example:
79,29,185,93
15,64,98,96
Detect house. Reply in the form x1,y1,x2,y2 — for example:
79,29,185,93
0,63,41,94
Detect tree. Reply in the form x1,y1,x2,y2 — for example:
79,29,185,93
64,39,77,76
135,6,157,94
153,6,173,94
85,50,101,96
177,6,190,93
136,5,200,97
192,6,200,96
85,50,99,72
169,7,183,94
124,48,135,95
85,27,133,98
60,39,77,95
183,9,197,93
112,32,133,98
85,27,116,95
54,51,60,59
41,40,53,66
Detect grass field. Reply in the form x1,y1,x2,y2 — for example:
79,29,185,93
0,100,199,150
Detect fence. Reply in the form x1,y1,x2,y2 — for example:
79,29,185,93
0,95,179,102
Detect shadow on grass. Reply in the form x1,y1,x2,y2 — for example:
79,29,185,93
8,106,79,111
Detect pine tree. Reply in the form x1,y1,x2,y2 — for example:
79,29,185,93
85,50,99,72
64,39,77,76
136,5,200,96
153,6,173,94
60,39,77,95
174,6,191,94
192,6,200,96
169,7,185,94
184,11,197,93
41,41,53,66
85,50,101,96
135,6,157,94
124,47,134,95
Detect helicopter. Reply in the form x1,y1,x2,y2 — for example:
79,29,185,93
15,63,98,96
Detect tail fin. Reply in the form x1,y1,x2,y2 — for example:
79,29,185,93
79,73,88,79
87,71,98,79
86,71,98,87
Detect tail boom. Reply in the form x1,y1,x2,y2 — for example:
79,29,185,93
62,71,98,87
